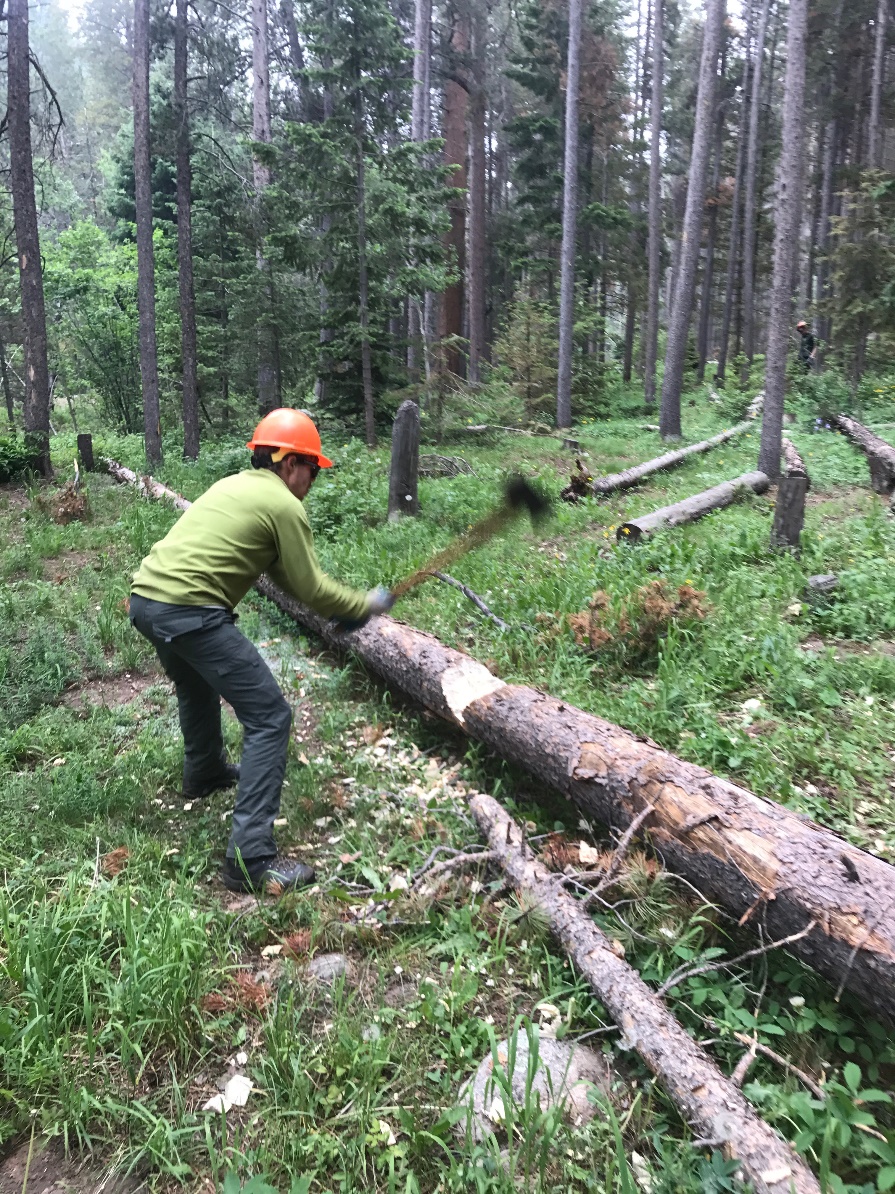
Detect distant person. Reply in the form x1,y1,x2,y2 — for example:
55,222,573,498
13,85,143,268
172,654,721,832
797,320,817,371
129,408,394,895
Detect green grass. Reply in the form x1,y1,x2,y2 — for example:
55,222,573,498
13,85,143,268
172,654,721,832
1,413,894,1190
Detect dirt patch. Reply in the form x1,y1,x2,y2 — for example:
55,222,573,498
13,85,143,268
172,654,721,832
44,549,98,583
0,1137,145,1194
806,485,880,518
61,670,165,711
800,633,895,658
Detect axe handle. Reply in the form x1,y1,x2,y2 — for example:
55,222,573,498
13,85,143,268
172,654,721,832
390,504,514,599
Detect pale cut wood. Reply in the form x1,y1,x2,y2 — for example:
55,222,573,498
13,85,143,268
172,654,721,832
618,471,769,542
835,414,895,495
591,421,751,495
468,792,821,1194
107,460,895,1020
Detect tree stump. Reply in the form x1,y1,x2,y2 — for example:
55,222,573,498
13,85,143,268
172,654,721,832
387,400,420,520
771,476,808,550
76,433,94,471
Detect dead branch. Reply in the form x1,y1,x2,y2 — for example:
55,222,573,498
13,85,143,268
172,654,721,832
656,920,818,999
731,1032,827,1101
433,572,510,631
411,849,495,893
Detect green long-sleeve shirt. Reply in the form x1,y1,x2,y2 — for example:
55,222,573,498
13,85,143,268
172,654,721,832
132,468,369,621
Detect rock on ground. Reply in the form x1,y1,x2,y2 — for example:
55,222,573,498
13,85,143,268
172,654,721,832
305,952,352,984
457,1034,610,1142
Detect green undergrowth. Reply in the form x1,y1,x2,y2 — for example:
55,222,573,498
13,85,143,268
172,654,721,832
1,413,894,1190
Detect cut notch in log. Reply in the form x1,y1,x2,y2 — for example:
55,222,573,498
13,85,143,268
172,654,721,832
618,471,769,543
469,792,821,1194
107,460,895,1023
835,414,895,496
591,421,751,496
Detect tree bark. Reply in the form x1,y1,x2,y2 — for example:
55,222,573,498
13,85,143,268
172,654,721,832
355,86,376,448
816,116,837,352
643,0,663,406
467,7,487,385
758,0,807,479
696,84,726,383
770,476,808,550
407,0,433,380
618,470,769,542
869,0,887,168
835,414,895,495
469,793,821,1194
280,0,305,119
0,328,14,429
440,13,469,377
555,0,583,429
591,420,751,494
252,0,280,415
658,0,726,440
740,0,773,375
716,1,755,385
174,0,200,460
782,436,810,482
388,400,421,519
77,433,95,472
133,0,163,467
103,456,895,1023
9,0,52,475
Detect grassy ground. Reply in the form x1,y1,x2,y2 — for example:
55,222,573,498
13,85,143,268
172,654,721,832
1,408,894,1191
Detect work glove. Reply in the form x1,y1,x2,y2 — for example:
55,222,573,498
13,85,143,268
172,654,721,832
332,587,396,633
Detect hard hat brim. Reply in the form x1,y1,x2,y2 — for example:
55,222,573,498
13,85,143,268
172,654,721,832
246,439,334,468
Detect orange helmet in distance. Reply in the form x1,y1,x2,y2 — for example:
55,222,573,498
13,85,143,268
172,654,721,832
246,409,334,468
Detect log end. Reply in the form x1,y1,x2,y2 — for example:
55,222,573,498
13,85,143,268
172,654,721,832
617,523,642,544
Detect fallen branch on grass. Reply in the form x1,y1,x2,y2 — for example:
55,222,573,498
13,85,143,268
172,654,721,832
108,461,895,1022
835,414,895,496
590,422,752,496
730,1032,827,1100
618,471,770,543
432,572,510,631
467,791,821,1194
411,848,495,893
656,920,817,998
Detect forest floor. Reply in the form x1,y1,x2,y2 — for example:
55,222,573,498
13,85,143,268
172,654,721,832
1,408,895,1192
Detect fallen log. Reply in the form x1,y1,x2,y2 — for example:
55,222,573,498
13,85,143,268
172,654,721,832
107,461,895,1021
591,421,751,496
469,792,821,1194
835,414,895,496
618,471,770,543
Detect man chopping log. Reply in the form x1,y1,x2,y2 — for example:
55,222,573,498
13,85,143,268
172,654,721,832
129,408,394,894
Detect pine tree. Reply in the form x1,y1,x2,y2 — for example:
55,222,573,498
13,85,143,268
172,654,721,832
174,0,200,459
556,0,583,429
643,0,663,406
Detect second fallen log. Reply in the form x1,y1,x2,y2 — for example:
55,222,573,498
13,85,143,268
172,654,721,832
591,421,751,496
618,471,770,543
835,414,895,495
470,792,821,1194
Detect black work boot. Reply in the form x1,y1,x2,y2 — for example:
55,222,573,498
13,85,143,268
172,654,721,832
222,854,316,894
183,763,240,801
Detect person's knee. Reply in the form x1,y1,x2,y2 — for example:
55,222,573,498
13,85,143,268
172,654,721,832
273,695,292,739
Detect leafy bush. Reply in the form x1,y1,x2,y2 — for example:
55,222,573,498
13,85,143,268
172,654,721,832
0,437,33,483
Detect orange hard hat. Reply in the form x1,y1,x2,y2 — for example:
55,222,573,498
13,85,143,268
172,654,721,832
246,408,333,467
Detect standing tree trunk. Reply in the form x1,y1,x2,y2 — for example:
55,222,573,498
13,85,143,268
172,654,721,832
643,0,663,406
816,116,837,352
0,327,15,430
758,0,807,478
740,0,773,376
658,0,726,440
440,13,469,377
869,0,887,168
555,0,583,429
252,0,280,415
355,87,376,448
716,0,755,384
407,0,432,380
280,0,305,119
174,0,200,460
8,0,51,472
696,51,727,383
467,6,487,384
133,0,163,466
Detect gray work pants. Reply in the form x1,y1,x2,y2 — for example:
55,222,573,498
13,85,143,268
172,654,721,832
129,594,292,860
